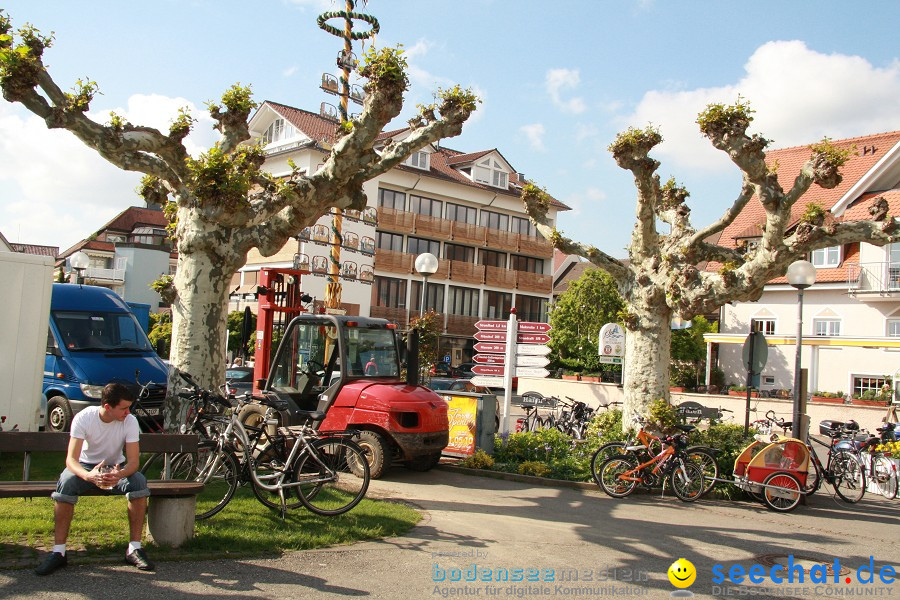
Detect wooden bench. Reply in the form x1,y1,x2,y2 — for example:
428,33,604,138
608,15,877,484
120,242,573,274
0,432,203,547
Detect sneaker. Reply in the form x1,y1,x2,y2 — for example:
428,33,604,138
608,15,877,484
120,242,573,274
125,548,155,571
34,552,67,576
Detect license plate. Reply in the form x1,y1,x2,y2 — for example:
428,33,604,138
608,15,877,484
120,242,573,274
135,408,160,417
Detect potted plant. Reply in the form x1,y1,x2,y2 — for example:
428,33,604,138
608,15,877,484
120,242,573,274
811,390,845,404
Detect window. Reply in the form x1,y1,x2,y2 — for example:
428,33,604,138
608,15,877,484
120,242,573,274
811,246,840,268
813,318,841,336
511,255,544,274
445,243,474,263
378,188,406,210
480,210,509,231
262,118,296,146
377,232,403,252
447,203,477,224
852,375,890,399
515,295,548,323
473,157,508,189
448,286,479,317
130,227,167,245
751,318,775,335
407,237,440,256
480,249,506,269
888,319,900,337
511,216,536,237
483,291,512,319
410,195,442,217
373,276,406,309
411,280,444,313
105,233,126,243
406,151,430,170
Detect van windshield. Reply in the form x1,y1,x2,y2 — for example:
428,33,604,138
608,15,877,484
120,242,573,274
52,310,152,352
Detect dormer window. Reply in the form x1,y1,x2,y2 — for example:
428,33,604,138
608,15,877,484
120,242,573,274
406,151,430,170
474,157,508,189
811,246,840,268
262,118,296,146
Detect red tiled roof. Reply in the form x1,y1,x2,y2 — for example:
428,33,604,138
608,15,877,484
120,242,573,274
11,244,58,257
96,206,168,235
258,101,571,211
709,130,900,283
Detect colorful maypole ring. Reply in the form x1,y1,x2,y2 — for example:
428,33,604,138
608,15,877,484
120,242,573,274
317,11,379,40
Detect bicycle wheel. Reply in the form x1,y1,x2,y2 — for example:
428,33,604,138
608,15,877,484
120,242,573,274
872,455,898,500
250,438,304,511
685,448,719,497
832,451,866,503
802,455,821,497
597,456,638,498
293,437,370,516
670,460,705,502
762,472,802,512
590,442,625,487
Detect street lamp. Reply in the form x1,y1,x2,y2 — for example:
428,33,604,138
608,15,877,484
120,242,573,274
70,251,90,285
414,252,439,316
787,259,816,440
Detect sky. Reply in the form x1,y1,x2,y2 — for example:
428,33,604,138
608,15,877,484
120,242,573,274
1,0,899,257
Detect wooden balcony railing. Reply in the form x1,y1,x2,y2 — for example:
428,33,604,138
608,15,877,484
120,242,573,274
446,314,478,336
377,207,414,233
369,305,408,327
516,271,552,294
374,248,413,274
485,265,516,289
518,234,553,257
415,214,452,238
450,221,486,245
486,228,519,253
449,260,485,284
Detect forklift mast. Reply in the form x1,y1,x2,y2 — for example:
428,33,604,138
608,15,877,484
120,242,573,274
252,267,311,392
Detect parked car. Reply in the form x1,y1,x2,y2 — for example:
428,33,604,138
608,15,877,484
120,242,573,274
455,362,477,378
425,377,457,392
430,362,459,377
225,366,254,397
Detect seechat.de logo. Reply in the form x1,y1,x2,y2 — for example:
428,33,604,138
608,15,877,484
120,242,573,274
712,555,896,586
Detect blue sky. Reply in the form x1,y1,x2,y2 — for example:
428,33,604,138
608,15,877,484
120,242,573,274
2,0,899,257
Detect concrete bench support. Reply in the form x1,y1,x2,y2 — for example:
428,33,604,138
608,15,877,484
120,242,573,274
147,495,197,547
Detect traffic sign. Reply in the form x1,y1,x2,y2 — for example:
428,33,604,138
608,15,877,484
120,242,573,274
474,331,506,342
515,355,550,368
471,376,504,387
517,344,551,356
517,333,550,344
518,322,551,333
472,365,504,376
475,320,507,331
473,353,506,365
474,342,506,353
515,367,550,378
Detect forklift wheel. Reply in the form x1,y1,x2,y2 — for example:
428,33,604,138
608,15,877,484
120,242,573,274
406,452,442,472
354,431,391,479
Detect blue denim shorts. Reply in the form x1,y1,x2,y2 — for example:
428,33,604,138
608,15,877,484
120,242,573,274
51,463,150,504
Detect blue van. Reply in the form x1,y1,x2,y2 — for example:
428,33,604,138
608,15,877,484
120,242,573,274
43,284,168,432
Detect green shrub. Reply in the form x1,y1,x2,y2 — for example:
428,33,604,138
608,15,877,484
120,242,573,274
517,461,551,477
647,398,679,434
460,449,494,470
690,423,756,499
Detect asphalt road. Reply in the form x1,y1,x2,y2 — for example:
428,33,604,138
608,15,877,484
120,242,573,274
0,467,897,599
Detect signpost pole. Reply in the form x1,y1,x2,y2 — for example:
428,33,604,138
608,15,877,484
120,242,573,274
501,309,518,436
744,331,755,436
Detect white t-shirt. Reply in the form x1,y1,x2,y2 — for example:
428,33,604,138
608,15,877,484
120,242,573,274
70,406,140,465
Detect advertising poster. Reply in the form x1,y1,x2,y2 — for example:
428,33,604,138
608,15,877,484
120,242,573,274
444,395,478,456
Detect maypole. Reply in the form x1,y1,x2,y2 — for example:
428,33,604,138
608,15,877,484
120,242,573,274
317,1,379,312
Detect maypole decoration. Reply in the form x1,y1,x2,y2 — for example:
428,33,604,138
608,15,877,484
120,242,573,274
317,1,379,312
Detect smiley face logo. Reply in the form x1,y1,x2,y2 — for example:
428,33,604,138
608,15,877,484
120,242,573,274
668,558,696,589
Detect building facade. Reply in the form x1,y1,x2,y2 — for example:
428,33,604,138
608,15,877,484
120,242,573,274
708,130,900,401
231,101,568,366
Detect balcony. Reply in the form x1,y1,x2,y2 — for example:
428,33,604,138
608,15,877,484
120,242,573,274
414,214,452,238
84,266,126,284
847,262,900,301
370,305,409,327
375,248,413,275
517,271,552,294
449,260,485,284
446,314,478,336
485,265,516,289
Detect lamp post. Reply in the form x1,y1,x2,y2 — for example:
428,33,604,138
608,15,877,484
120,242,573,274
414,252,439,316
787,259,816,440
70,251,89,285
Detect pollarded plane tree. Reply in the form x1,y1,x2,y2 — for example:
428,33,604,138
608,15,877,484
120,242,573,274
522,101,899,425
0,12,478,427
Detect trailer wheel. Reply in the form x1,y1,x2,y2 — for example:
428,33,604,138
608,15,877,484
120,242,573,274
406,452,442,472
354,431,391,479
47,396,72,433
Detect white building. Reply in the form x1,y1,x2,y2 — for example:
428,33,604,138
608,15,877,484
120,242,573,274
230,101,568,366
708,130,900,402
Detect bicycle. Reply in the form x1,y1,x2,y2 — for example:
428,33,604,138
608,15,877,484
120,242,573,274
142,372,370,518
516,392,557,432
861,423,898,500
595,431,705,502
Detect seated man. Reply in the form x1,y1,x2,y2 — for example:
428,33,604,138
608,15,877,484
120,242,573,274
35,383,154,575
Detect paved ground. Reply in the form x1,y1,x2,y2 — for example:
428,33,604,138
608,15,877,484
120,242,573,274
0,466,897,599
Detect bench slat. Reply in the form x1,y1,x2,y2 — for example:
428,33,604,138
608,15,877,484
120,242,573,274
0,432,199,453
0,480,204,499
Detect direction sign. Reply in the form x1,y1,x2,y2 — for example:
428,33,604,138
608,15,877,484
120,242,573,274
517,333,550,344
474,342,506,354
517,344,551,356
472,365,504,376
470,376,504,387
475,320,507,331
473,353,506,365
474,331,507,342
518,322,551,333
599,356,623,364
515,367,550,378
515,355,550,367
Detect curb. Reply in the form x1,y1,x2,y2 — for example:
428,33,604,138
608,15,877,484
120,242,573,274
436,463,598,491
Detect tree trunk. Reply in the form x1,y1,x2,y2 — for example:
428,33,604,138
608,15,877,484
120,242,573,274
164,248,234,430
622,306,672,428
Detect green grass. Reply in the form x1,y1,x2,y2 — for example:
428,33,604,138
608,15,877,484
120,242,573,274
0,451,421,569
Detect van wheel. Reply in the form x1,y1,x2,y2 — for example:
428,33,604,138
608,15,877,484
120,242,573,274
47,397,72,432
354,431,390,479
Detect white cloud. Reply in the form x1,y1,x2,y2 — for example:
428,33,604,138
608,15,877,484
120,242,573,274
282,66,298,78
405,38,434,60
545,68,587,114
0,94,219,251
520,123,546,152
620,41,900,172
